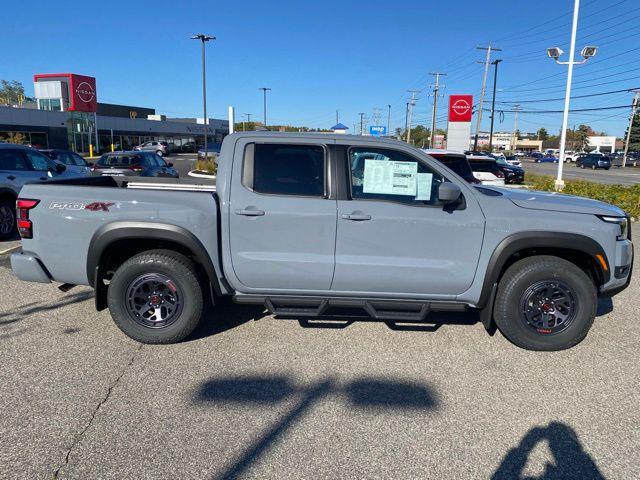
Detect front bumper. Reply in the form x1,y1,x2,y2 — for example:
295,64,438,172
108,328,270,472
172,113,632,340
600,240,633,296
10,252,51,283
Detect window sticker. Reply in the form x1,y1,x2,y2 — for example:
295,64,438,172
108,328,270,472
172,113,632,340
362,159,417,196
416,173,433,201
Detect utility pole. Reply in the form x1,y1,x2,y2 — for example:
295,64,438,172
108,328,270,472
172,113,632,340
428,72,446,148
259,87,271,127
404,102,410,139
511,104,521,152
359,113,365,135
473,44,501,151
488,59,502,152
190,33,215,160
406,90,420,143
622,90,640,168
242,113,252,132
387,104,391,136
336,110,339,125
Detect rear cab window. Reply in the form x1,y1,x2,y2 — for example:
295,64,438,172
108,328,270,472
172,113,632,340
0,149,30,171
349,147,444,206
429,153,473,178
243,143,326,197
97,154,143,167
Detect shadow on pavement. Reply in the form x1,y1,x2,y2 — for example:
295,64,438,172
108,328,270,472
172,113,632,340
186,298,269,342
492,421,604,480
596,297,613,317
194,374,439,480
0,290,93,326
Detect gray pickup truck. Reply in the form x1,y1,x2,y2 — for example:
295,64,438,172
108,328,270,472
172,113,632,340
10,133,633,351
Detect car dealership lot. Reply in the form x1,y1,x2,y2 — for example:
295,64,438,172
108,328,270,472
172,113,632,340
524,158,640,185
0,226,638,479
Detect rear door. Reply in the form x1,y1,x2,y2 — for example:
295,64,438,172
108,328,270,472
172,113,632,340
331,143,485,297
228,139,337,291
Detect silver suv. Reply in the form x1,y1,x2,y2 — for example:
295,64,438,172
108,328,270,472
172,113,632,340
134,141,170,157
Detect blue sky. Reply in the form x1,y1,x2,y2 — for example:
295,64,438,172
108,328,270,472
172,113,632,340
4,0,639,136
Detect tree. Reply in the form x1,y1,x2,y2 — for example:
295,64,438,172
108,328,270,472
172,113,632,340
574,124,592,151
624,111,640,152
536,127,549,141
0,80,27,105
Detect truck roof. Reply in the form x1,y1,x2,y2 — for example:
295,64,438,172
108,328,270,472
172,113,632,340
227,131,408,147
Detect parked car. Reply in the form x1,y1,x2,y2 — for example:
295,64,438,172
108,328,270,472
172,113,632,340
513,151,525,157
422,150,480,184
133,141,171,157
11,132,633,351
495,157,525,184
535,154,559,163
39,149,92,176
466,156,506,186
563,150,578,162
0,144,84,239
576,153,611,170
180,141,197,153
529,151,543,160
197,142,223,161
504,155,522,167
92,151,179,178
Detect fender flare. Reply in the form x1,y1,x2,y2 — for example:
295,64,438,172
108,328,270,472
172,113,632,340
87,221,224,297
477,231,609,309
0,187,18,200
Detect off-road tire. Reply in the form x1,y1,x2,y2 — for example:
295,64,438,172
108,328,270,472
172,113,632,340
494,255,597,351
107,249,203,343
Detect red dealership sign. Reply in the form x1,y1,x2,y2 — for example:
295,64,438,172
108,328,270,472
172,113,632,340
34,73,98,112
448,95,473,122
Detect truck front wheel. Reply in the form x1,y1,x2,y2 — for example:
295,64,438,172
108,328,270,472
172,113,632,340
493,256,597,351
107,250,203,343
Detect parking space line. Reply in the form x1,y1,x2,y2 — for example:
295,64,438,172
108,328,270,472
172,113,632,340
0,245,21,255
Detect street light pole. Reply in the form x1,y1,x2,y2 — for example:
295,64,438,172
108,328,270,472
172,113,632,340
488,60,502,152
387,104,391,136
259,87,271,128
191,34,215,161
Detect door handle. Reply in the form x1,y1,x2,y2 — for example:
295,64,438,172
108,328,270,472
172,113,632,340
6,175,16,181
341,212,371,221
235,208,265,217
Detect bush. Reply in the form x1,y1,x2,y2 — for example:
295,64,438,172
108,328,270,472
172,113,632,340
194,160,217,175
525,173,640,220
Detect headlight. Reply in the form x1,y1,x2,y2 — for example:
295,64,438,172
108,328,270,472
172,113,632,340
600,216,629,240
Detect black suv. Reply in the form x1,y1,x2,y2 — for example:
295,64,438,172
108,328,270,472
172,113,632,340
576,153,611,170
423,150,480,184
92,151,179,177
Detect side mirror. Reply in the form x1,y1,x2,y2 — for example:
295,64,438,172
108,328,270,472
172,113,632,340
167,162,174,167
438,182,462,204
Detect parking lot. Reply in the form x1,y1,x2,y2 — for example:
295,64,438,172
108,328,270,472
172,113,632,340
1,225,638,479
522,158,640,186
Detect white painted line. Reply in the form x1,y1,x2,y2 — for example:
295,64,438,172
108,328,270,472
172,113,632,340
0,245,21,255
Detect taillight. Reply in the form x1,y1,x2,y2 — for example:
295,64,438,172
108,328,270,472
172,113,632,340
495,170,505,178
16,198,40,239
130,164,144,172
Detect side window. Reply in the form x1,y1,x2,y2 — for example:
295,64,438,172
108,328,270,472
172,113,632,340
153,154,167,166
244,143,326,197
24,150,52,171
72,153,87,166
349,147,444,206
0,150,29,171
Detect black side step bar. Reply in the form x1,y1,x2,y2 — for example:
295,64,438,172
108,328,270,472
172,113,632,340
235,295,466,321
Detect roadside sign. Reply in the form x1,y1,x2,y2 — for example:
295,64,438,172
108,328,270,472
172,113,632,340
448,95,473,122
369,125,387,136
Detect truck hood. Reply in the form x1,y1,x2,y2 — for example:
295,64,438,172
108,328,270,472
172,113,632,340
488,187,626,216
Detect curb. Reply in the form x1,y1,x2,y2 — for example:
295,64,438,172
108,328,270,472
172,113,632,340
0,245,21,256
188,171,217,180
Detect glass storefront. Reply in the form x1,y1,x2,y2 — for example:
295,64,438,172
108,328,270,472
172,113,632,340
66,112,96,154
0,130,49,148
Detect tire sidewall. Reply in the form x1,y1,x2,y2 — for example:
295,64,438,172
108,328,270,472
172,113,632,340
495,258,597,351
107,253,202,343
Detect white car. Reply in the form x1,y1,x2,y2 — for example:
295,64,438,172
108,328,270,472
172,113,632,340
467,155,506,186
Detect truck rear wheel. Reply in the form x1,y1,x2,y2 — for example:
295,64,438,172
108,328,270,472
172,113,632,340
493,256,597,351
107,249,203,344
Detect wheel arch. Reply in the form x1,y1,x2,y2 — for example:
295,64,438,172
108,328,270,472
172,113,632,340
478,231,609,311
88,222,227,310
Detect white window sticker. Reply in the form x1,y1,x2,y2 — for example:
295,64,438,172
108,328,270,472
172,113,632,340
416,173,433,201
363,159,417,196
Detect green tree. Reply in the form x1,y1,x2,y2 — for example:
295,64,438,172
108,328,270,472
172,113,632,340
0,80,27,105
625,111,640,152
574,124,592,151
536,127,549,141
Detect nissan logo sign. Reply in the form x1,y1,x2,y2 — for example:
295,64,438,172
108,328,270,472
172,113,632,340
452,98,471,116
76,81,95,103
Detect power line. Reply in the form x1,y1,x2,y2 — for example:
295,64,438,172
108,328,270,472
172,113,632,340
496,87,640,104
483,104,632,114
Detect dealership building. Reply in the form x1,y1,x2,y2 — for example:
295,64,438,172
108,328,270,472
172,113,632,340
0,73,228,153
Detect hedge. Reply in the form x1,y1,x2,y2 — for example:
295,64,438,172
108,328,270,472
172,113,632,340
525,173,640,220
194,159,217,174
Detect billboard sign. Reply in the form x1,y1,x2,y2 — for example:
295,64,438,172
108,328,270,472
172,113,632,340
369,125,387,136
448,95,473,122
34,73,98,112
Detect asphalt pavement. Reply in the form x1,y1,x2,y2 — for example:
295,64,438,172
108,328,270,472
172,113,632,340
1,226,638,479
523,159,640,186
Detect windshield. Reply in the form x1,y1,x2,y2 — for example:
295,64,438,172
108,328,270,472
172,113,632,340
468,160,499,172
97,154,143,166
430,154,473,177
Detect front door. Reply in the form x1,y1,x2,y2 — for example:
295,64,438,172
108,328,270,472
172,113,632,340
229,141,337,291
331,145,485,297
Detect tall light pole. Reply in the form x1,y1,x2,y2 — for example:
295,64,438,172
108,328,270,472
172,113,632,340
429,72,446,148
242,113,253,132
358,113,365,135
473,45,501,151
546,0,598,190
488,60,502,152
259,87,271,128
190,34,215,161
387,104,391,136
